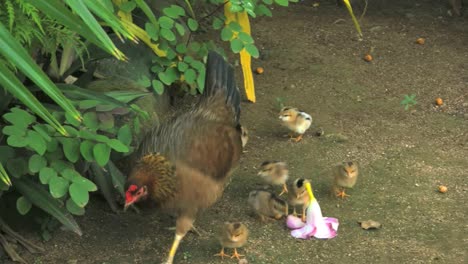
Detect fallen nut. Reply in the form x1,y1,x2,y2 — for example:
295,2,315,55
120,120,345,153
358,220,382,230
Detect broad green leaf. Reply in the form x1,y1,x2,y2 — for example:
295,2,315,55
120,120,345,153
178,62,189,72
3,108,36,128
263,0,273,4
238,32,254,44
79,100,100,109
27,130,47,155
160,28,176,41
190,60,204,71
98,112,114,130
2,125,26,136
175,23,185,36
46,138,59,152
6,158,28,178
83,112,99,131
107,139,129,153
184,69,196,84
69,182,89,207
0,22,81,127
71,176,97,192
196,67,206,93
49,176,69,198
213,17,224,30
163,5,185,18
245,43,260,58
33,124,52,142
189,42,201,52
13,177,82,236
145,22,159,41
93,143,111,166
255,4,273,17
65,112,81,127
106,161,125,195
159,16,174,29
79,130,110,143
274,0,289,6
7,135,28,148
63,125,79,137
29,154,47,173
176,43,187,54
61,168,82,181
230,3,243,13
0,146,15,164
188,18,199,31
227,21,242,32
117,125,132,146
152,80,164,95
39,167,57,185
60,138,81,163
230,39,244,53
119,1,136,12
16,196,32,215
221,27,233,41
50,160,74,173
66,198,85,215
79,140,94,162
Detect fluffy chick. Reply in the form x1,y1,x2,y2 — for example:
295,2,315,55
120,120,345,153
333,161,359,198
248,190,289,222
257,161,289,196
278,107,312,142
215,222,249,260
287,178,311,222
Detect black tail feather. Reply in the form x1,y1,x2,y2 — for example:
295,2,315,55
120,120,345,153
203,51,241,123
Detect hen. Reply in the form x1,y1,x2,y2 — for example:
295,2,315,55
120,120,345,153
123,51,243,264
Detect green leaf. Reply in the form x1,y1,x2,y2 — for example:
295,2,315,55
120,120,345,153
3,108,36,128
178,62,189,72
50,160,73,173
60,168,82,181
196,67,206,93
152,80,164,95
6,158,28,178
65,112,81,127
49,176,69,198
71,176,97,192
0,24,80,134
16,196,32,215
80,140,95,162
160,28,176,41
175,23,185,36
263,0,273,4
145,22,159,41
13,177,82,236
245,43,260,58
230,3,243,13
274,0,289,6
39,167,57,184
238,32,254,44
189,42,201,52
117,125,132,146
93,143,111,166
69,182,89,207
79,100,100,109
66,198,85,216
107,139,129,153
255,4,272,17
106,161,125,195
2,125,26,136
46,138,59,152
83,112,99,131
159,16,174,29
27,130,47,155
230,39,244,53
213,17,224,30
176,43,187,54
29,154,47,173
163,5,185,18
78,130,110,143
119,1,136,12
33,124,52,142
136,74,151,88
0,146,15,164
61,138,80,163
7,135,28,148
184,69,197,84
63,125,79,137
221,27,233,41
158,67,179,85
190,60,205,71
188,18,199,31
227,21,242,32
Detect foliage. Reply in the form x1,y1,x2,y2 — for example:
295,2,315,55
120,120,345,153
401,94,417,110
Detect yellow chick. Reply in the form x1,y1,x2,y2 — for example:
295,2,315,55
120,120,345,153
248,190,289,222
287,178,311,222
333,161,359,198
278,107,312,142
257,161,289,196
215,222,249,260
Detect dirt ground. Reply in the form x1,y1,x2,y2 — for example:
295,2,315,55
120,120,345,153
5,0,468,263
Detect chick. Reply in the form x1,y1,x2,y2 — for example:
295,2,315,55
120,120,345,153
287,178,311,222
248,190,289,222
333,161,359,199
257,161,289,196
278,107,312,142
215,222,249,260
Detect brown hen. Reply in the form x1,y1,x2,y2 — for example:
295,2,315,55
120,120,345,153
124,51,243,264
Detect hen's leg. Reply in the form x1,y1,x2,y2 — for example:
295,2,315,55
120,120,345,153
164,215,194,264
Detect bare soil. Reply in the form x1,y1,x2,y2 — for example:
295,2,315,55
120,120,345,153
5,1,468,263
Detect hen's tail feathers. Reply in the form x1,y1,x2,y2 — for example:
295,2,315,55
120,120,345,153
203,51,241,123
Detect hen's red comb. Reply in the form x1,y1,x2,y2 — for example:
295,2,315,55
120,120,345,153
128,184,138,192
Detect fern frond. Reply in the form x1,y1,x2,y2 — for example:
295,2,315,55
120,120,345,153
6,0,15,31
15,0,43,32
